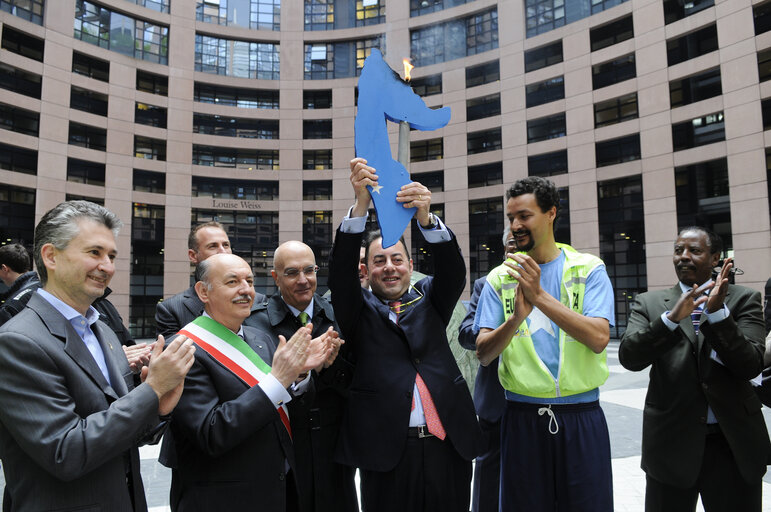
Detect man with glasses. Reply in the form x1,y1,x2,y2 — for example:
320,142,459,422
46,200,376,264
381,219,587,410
246,241,356,512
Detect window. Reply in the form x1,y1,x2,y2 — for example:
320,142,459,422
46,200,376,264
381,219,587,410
1,26,44,62
663,0,713,24
130,203,164,338
193,114,278,139
0,184,35,248
595,133,640,167
0,0,44,24
410,204,444,275
528,150,568,177
524,41,563,72
410,74,442,96
192,145,279,169
134,136,166,161
69,122,106,151
675,158,731,253
133,169,165,193
669,68,721,108
303,36,384,79
525,0,630,38
467,94,501,121
594,93,638,128
0,63,41,99
135,103,167,128
764,98,771,130
304,0,384,30
527,113,566,143
590,15,633,52
197,0,281,31
468,197,504,281
0,104,39,136
759,48,771,83
303,150,332,170
303,180,333,200
410,138,443,162
666,24,718,67
70,87,108,117
526,76,565,108
597,175,646,338
194,83,279,109
755,1,771,36
67,158,105,186
466,60,499,88
136,71,168,96
410,0,471,17
128,0,170,13
72,52,109,82
303,119,332,139
355,0,385,27
412,171,444,192
74,1,169,64
0,142,36,175
467,128,502,154
304,0,335,31
304,90,332,109
672,112,724,151
303,210,333,292
468,162,502,188
410,8,498,67
195,35,280,79
592,53,636,89
554,187,571,245
192,176,279,200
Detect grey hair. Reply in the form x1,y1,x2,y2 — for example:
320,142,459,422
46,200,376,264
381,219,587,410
502,228,511,247
34,201,122,285
196,258,214,290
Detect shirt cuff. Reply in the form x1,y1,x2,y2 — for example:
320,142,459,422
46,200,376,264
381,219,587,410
340,206,368,234
705,304,730,323
290,372,312,395
418,215,451,243
259,373,292,408
661,312,679,331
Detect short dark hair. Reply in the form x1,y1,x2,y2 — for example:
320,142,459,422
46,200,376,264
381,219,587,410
505,176,561,224
678,226,723,255
34,201,122,286
188,221,226,252
0,243,32,274
363,230,410,264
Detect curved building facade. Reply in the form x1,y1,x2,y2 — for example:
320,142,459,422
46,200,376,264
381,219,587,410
0,0,769,337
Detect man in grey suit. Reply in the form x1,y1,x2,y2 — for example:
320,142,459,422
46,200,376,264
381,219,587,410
161,253,335,511
156,221,265,338
620,226,770,511
0,200,196,512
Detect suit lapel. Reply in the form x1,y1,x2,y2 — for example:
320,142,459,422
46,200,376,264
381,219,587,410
183,286,204,318
663,285,698,348
93,321,129,397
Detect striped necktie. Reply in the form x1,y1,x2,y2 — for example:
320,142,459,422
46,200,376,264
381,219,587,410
691,308,702,335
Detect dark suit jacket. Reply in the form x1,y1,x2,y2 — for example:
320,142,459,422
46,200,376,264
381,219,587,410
160,325,297,512
619,284,771,488
0,293,163,512
244,294,357,512
329,227,482,472
458,277,505,423
156,285,265,338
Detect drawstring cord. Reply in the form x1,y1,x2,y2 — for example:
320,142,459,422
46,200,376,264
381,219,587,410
537,404,559,435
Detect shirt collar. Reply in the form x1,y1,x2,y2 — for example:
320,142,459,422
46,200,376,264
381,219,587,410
284,297,314,319
202,311,244,338
37,288,100,325
678,280,710,294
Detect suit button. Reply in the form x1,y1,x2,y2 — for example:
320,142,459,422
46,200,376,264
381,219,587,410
414,358,420,364
701,383,708,390
404,390,412,399
700,417,707,423
279,472,285,481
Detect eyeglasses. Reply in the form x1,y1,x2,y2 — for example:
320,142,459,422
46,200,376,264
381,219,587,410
282,265,319,278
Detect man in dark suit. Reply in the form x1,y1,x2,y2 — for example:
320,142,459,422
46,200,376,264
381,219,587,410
155,221,266,338
0,200,195,511
160,253,335,511
329,158,481,512
457,229,512,512
0,243,40,326
245,240,356,512
620,226,770,511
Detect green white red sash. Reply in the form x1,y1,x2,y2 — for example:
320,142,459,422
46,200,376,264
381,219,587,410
178,316,292,437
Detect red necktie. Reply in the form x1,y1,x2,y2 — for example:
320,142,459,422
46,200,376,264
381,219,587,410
389,300,446,440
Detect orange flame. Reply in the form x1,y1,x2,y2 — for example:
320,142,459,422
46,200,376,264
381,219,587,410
403,58,414,81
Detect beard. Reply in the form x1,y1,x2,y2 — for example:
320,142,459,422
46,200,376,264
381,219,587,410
512,230,535,252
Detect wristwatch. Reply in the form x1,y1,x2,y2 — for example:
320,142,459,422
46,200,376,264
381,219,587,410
421,212,438,229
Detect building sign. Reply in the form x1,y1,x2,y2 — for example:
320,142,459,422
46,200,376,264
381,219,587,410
212,199,262,210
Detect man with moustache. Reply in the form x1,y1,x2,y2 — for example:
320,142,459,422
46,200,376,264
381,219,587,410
0,200,195,511
161,253,336,511
620,227,770,511
474,176,615,511
246,241,356,512
155,221,265,338
328,158,481,512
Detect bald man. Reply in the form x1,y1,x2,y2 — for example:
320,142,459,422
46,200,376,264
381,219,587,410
245,241,357,512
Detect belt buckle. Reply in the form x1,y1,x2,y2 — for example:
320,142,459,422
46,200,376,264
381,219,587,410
417,425,432,438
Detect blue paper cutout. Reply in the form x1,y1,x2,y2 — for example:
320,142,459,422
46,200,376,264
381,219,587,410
354,49,451,248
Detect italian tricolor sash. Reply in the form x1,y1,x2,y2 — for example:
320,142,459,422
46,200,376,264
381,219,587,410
178,316,292,437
